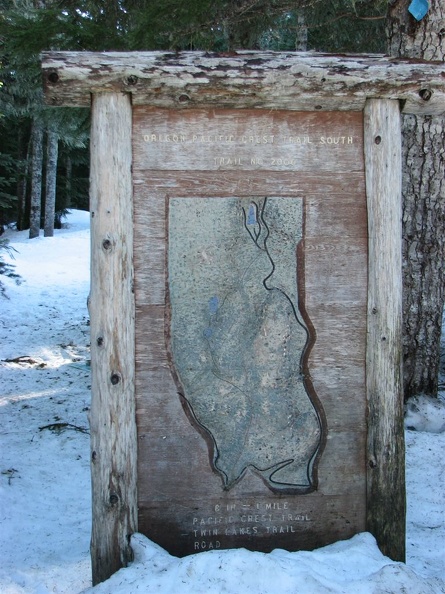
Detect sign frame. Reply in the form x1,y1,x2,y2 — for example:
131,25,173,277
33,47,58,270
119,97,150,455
41,50,445,585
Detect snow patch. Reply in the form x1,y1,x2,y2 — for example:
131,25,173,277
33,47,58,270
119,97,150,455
82,532,444,594
0,210,444,594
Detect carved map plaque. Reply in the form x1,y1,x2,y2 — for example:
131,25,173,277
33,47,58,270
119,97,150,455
133,108,367,556
168,196,324,493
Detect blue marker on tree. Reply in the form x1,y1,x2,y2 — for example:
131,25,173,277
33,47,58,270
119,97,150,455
408,0,429,21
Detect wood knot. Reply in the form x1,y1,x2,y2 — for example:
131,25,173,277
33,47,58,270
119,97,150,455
47,71,59,83
419,88,432,102
109,492,119,506
110,372,121,385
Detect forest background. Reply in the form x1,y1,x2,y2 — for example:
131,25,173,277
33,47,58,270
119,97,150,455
0,0,444,402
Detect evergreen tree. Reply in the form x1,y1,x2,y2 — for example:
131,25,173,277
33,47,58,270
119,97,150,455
0,0,91,231
44,123,57,237
387,0,445,399
29,117,43,239
1,0,442,398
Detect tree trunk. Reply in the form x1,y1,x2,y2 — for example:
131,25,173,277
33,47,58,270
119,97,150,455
16,125,30,231
295,14,308,51
44,126,58,237
29,119,44,239
387,0,445,399
65,154,72,209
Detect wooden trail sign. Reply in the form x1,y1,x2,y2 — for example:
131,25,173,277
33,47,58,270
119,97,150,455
41,51,445,585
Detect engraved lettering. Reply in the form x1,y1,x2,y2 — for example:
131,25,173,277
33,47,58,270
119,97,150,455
240,135,274,144
287,136,312,144
225,526,259,536
143,133,186,142
214,157,242,166
266,525,296,534
144,132,354,150
265,502,288,510
240,514,272,522
189,500,312,547
191,134,236,143
271,158,296,166
194,541,221,550
319,136,354,145
282,513,311,521
199,528,219,536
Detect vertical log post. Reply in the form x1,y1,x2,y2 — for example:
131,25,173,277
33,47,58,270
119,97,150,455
89,92,137,585
364,98,405,561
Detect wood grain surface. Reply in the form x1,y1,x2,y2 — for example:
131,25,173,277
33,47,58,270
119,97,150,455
42,51,445,116
133,108,368,556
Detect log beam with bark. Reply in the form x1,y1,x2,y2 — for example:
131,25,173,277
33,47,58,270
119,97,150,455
42,51,445,115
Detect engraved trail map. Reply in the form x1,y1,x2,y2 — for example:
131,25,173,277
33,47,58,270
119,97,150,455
168,197,325,492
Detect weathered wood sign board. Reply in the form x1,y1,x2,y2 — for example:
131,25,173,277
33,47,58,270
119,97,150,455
41,50,445,585
133,108,367,555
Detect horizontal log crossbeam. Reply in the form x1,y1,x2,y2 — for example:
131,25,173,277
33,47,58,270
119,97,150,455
42,51,444,115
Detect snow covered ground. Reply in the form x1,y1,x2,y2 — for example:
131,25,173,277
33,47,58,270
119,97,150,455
0,210,444,594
